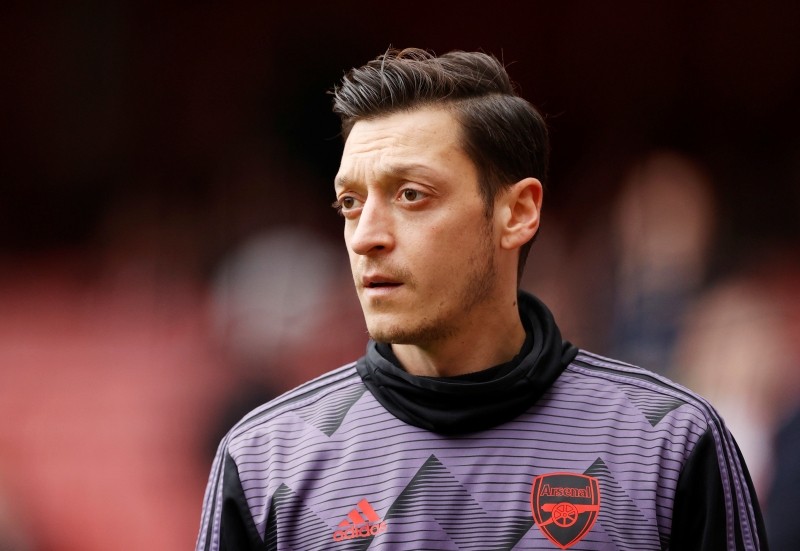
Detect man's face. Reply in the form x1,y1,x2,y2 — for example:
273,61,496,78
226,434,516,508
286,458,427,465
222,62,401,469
334,107,502,346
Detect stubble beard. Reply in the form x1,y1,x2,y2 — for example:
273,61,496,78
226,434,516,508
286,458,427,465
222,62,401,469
364,222,497,347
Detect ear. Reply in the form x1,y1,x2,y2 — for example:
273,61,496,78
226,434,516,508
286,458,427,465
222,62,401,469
497,177,542,251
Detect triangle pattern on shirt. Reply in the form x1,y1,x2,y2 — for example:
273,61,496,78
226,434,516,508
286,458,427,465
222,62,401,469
294,385,367,437
384,454,534,550
616,384,686,427
584,458,664,551
264,483,331,551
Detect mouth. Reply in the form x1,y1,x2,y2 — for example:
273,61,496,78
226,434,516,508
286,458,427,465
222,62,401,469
366,281,401,288
362,275,403,291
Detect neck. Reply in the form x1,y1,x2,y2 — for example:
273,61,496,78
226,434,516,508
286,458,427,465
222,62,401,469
392,294,526,377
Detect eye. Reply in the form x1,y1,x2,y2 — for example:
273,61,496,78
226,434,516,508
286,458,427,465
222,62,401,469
332,195,362,217
400,188,425,202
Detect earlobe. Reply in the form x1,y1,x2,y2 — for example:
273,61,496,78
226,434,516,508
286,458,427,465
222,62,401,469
499,177,542,250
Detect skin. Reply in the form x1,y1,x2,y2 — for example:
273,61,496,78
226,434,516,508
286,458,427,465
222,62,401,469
334,107,543,377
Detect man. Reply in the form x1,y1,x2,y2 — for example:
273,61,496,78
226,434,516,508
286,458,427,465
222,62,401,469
197,49,767,550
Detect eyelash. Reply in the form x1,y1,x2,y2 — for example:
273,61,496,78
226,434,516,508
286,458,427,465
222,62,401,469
331,197,354,216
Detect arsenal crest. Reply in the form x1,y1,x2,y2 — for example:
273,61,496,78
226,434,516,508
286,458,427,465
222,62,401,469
530,472,601,549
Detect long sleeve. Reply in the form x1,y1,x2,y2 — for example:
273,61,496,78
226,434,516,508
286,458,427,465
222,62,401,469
671,429,768,550
196,446,263,551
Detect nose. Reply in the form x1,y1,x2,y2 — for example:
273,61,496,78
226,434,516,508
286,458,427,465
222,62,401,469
347,196,395,256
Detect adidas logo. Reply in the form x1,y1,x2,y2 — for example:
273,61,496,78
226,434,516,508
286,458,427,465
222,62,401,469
332,498,387,542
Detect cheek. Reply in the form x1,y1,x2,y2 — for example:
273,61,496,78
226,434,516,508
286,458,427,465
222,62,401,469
411,231,465,274
343,228,358,256
347,249,360,275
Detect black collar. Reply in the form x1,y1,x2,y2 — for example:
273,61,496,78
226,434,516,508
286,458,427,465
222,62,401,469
356,291,577,434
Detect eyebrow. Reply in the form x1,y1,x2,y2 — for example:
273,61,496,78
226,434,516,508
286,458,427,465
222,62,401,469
333,175,350,191
334,162,442,191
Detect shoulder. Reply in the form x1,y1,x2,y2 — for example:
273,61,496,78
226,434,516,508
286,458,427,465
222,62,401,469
565,349,723,435
222,361,364,453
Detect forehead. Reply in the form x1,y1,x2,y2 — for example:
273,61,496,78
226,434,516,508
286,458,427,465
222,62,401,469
336,107,475,186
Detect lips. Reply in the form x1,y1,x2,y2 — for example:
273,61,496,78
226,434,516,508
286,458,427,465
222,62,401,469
361,274,403,290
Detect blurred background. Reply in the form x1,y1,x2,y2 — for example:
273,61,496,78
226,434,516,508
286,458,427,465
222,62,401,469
2,1,800,549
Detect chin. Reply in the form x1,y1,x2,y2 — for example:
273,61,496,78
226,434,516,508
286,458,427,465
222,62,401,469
366,316,453,346
365,317,412,344
364,321,401,344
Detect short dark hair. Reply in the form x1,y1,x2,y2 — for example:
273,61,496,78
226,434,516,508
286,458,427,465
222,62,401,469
332,48,549,280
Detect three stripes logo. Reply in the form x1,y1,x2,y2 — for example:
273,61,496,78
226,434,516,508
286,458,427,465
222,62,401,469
332,498,387,542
